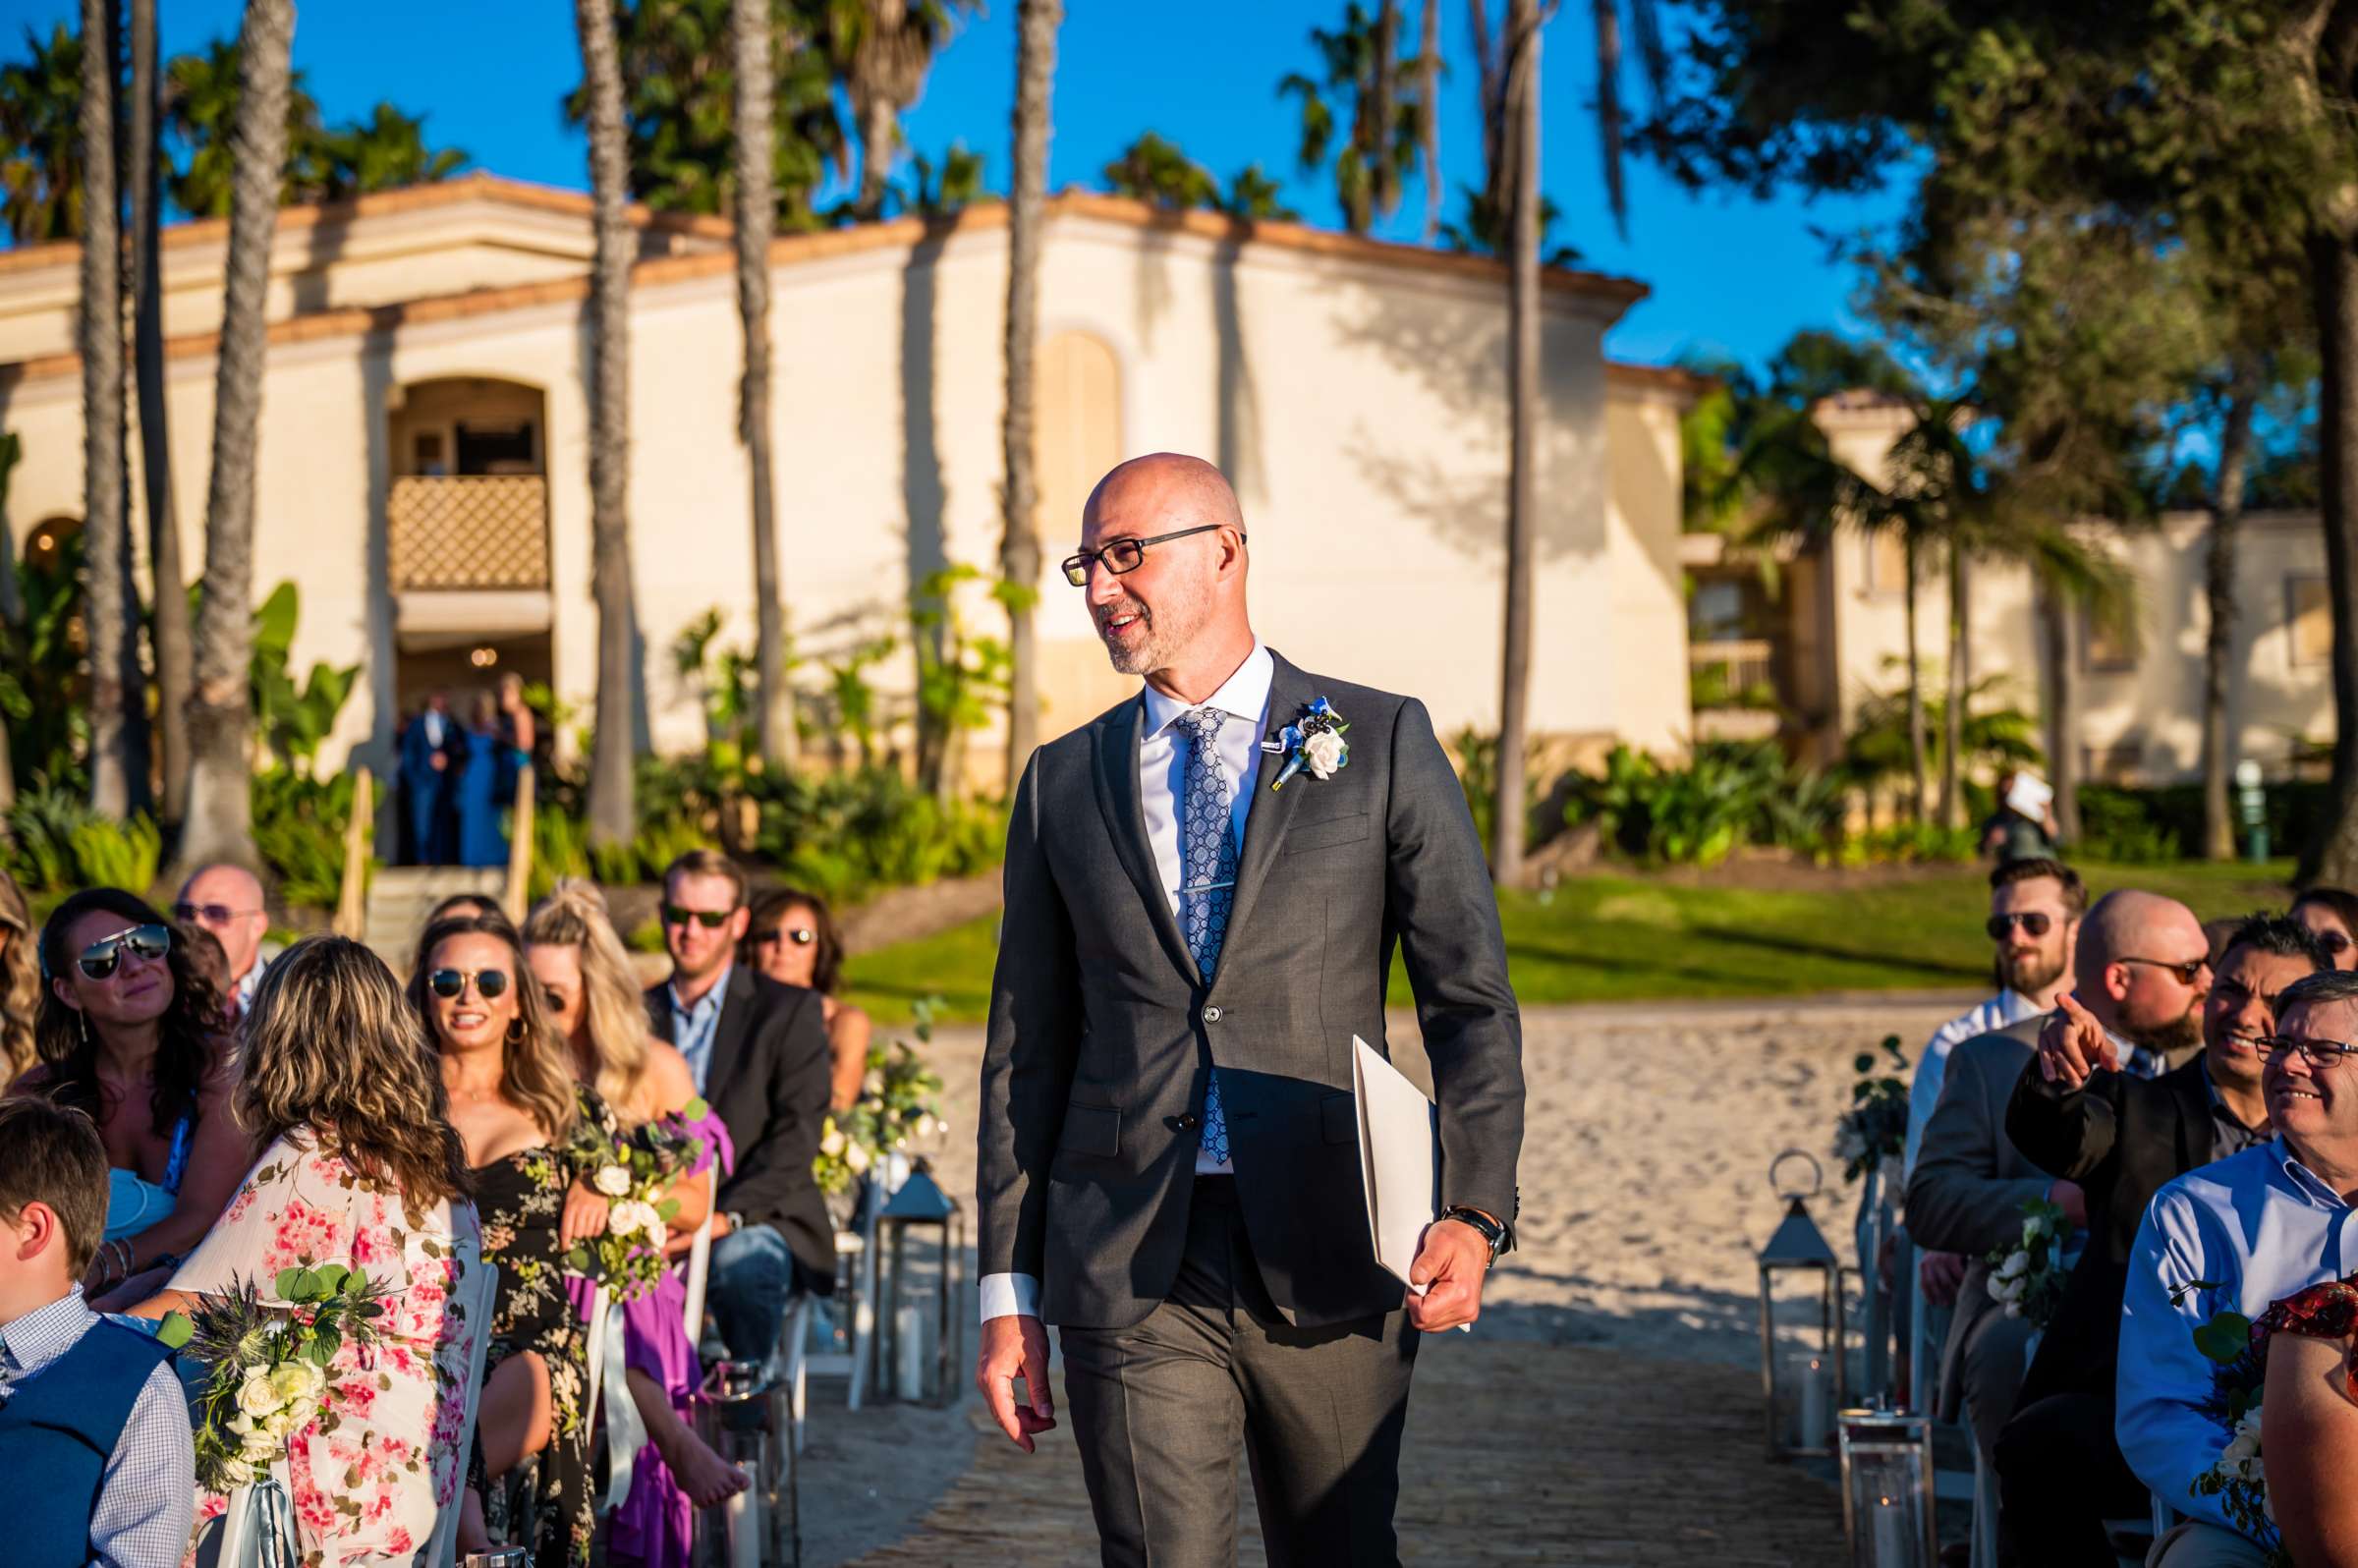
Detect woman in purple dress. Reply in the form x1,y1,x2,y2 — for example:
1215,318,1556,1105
524,880,749,1564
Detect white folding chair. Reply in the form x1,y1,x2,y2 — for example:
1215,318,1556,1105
683,1212,713,1342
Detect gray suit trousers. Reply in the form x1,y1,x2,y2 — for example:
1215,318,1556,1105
1059,1178,1420,1568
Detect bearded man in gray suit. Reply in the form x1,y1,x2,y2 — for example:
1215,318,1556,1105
974,453,1525,1567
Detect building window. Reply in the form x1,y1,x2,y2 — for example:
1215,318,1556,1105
2082,605,2138,673
2289,576,2332,667
1037,330,1123,551
2083,742,2143,786
1866,531,1910,596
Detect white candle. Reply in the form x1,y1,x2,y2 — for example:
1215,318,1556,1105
1871,1494,1909,1566
897,1304,926,1400
1798,1357,1829,1450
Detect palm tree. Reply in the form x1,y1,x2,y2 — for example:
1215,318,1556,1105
131,0,192,828
997,0,1060,784
1276,2,1421,237
179,0,293,871
1489,0,1541,886
829,1,974,221
1416,0,1441,241
0,23,84,243
314,102,468,199
577,0,638,850
1100,132,1220,210
732,0,796,770
80,0,150,818
159,36,325,215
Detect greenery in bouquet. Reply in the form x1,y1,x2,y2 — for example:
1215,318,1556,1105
814,996,948,1197
2180,1284,2287,1565
565,1100,708,1303
1984,1198,2071,1330
162,1263,392,1492
1832,1035,1912,1187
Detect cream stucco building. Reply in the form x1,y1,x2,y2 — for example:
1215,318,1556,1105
0,173,1700,793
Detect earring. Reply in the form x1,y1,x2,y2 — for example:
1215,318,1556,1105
77,1009,87,1047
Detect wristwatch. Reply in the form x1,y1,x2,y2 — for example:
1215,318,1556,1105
1441,1205,1511,1261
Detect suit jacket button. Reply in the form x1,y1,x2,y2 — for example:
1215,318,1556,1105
1202,1005,1222,1023
1168,1114,1199,1132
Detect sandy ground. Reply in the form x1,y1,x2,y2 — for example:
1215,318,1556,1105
788,991,1977,1562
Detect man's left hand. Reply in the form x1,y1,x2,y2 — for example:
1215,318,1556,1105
1405,1218,1491,1331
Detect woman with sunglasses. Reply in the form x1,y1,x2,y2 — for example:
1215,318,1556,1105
17,888,247,1309
745,887,871,1113
128,935,479,1565
525,880,750,1564
413,910,616,1567
2294,887,2358,972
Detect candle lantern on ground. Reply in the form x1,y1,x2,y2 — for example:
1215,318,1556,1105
874,1158,965,1406
1757,1148,1849,1458
1836,1406,1936,1567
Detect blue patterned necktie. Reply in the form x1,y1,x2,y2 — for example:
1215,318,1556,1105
1176,706,1238,1165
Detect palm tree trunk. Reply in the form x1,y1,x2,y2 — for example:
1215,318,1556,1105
733,0,796,773
2037,577,2083,846
2307,223,2358,884
81,0,148,819
1940,542,1966,830
2203,374,2260,861
1418,0,1442,243
857,92,897,219
999,0,1060,787
132,0,191,828
1490,0,1541,888
1903,534,1927,823
179,0,293,871
1372,0,1401,219
578,0,638,850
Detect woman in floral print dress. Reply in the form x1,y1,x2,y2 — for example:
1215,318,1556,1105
131,935,479,1566
414,909,613,1568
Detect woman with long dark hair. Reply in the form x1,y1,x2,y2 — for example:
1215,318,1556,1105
19,887,247,1306
744,886,871,1112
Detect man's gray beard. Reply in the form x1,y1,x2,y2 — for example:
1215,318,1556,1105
2123,1005,2206,1059
2001,949,2068,996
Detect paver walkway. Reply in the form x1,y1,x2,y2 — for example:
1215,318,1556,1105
840,1341,1843,1566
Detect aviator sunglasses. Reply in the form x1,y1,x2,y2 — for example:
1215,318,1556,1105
427,967,510,1001
78,923,172,980
1985,912,2055,940
661,904,735,930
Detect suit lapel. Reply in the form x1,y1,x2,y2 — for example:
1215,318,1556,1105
1092,699,1203,987
702,966,758,1101
1218,651,1317,982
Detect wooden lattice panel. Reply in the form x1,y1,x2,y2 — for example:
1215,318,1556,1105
387,476,551,590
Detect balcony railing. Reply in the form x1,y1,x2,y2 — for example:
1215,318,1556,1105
1689,639,1777,707
387,476,550,592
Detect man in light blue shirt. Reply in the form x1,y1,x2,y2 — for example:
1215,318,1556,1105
2118,967,2358,1566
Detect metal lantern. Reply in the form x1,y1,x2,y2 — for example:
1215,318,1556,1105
1758,1148,1850,1458
874,1158,965,1406
1836,1406,1937,1568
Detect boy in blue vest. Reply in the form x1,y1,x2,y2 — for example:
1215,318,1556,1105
0,1097,192,1566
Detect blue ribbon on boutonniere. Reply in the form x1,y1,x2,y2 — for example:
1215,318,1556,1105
1271,697,1350,791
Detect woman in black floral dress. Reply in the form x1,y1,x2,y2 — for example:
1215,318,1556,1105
414,910,616,1568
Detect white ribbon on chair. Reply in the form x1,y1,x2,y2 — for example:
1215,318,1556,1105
216,1461,301,1568
597,1299,650,1513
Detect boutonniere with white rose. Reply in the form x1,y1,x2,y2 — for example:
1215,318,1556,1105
1271,698,1349,791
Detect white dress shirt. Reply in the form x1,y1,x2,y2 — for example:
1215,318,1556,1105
982,643,1274,1323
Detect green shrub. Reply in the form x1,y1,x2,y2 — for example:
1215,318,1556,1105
626,917,666,954
68,815,161,893
1560,740,1839,868
252,770,360,912
630,813,706,882
1835,823,1979,867
4,786,96,892
531,807,592,901
2074,785,2184,864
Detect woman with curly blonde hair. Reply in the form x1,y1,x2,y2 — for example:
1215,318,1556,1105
413,909,614,1566
128,935,480,1564
0,868,37,1082
524,879,747,1559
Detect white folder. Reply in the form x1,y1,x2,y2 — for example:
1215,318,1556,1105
1351,1035,1470,1330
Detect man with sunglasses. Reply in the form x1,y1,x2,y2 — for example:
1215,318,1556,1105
171,864,272,1020
2118,967,2358,1567
641,849,834,1372
1991,912,2324,1565
976,454,1523,1567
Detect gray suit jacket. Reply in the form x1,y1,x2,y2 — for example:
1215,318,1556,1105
1903,1016,2051,1418
976,650,1524,1330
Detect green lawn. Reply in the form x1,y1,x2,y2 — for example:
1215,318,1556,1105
843,858,2303,1026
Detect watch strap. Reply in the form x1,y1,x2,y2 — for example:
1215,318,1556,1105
1441,1205,1509,1260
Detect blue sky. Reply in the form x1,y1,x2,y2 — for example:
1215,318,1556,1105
0,0,1915,373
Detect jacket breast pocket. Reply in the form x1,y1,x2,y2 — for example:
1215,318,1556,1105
1059,1101,1121,1158
1284,812,1372,855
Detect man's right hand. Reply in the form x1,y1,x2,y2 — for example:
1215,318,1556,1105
1919,1250,1968,1308
977,1313,1056,1453
2035,992,2118,1089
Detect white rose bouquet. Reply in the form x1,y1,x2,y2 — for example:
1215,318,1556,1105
565,1099,709,1303
161,1263,391,1492
814,999,948,1199
1832,1034,1911,1189
1983,1198,2071,1329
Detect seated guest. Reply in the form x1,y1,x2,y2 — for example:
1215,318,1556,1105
2293,886,2358,972
2119,967,2358,1566
131,935,478,1564
1997,912,2324,1565
416,910,612,1568
19,889,248,1307
1909,889,2208,1483
643,851,834,1370
0,868,35,1083
0,1095,191,1568
525,880,750,1567
2256,1300,2358,1567
746,886,872,1114
1906,858,2085,1313
171,862,273,1021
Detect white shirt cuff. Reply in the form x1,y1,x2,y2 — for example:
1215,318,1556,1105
980,1271,1041,1322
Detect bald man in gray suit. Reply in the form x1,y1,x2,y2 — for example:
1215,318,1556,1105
974,454,1525,1568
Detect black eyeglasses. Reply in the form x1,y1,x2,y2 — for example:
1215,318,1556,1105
1986,912,2054,940
755,926,816,948
2316,929,2355,956
661,904,734,930
2120,954,2210,986
78,924,171,980
428,968,509,1000
2262,1036,2358,1071
1060,526,1245,587
173,901,261,925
